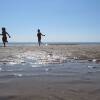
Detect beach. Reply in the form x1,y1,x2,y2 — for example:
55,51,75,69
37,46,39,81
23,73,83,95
0,44,100,100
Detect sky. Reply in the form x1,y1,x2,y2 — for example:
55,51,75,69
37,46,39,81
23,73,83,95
0,0,100,42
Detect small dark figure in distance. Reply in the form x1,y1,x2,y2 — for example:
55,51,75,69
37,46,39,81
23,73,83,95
37,29,45,46
0,27,11,47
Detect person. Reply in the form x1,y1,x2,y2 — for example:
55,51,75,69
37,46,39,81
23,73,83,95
0,27,11,47
37,29,45,46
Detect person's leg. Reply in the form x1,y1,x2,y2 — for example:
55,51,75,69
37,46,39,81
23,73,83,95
38,38,41,46
2,37,7,47
39,40,41,46
3,42,6,47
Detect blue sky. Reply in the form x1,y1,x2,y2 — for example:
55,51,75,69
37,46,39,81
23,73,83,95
0,0,100,42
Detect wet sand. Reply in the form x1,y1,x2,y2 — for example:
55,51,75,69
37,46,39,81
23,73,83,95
0,44,100,100
0,44,100,62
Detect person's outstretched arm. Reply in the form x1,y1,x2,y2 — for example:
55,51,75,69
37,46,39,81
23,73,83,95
41,33,45,36
7,32,11,38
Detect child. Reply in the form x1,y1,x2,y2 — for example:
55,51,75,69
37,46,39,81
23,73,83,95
37,29,45,46
0,27,11,47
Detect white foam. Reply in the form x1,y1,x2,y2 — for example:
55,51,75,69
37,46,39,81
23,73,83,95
45,43,48,46
9,62,17,65
92,59,97,62
45,68,51,72
88,66,96,69
14,73,23,77
0,68,2,71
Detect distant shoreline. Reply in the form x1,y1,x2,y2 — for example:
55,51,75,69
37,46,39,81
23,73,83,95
0,42,100,46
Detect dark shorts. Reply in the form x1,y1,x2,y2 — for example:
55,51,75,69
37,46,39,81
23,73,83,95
2,36,8,42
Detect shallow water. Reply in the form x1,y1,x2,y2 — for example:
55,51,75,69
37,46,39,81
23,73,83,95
0,49,100,79
0,60,100,80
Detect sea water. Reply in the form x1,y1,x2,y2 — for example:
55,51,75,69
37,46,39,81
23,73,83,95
0,42,100,79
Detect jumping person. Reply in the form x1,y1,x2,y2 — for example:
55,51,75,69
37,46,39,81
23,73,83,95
37,29,45,46
0,27,11,47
